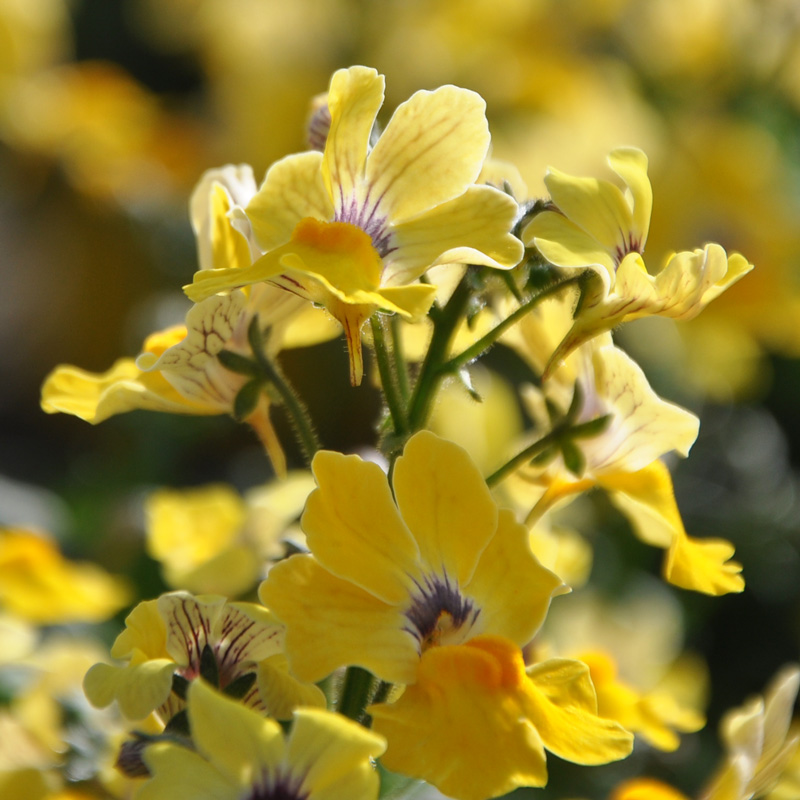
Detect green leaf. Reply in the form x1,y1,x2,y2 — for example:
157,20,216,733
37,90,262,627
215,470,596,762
561,439,586,477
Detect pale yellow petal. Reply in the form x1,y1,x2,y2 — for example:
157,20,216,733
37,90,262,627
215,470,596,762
523,657,634,765
466,509,567,645
246,151,333,252
365,85,490,224
287,708,385,798
607,147,652,246
259,555,419,684
322,66,384,210
139,741,236,800
188,680,285,787
386,185,523,286
256,654,326,720
392,431,497,587
303,449,421,603
83,659,175,720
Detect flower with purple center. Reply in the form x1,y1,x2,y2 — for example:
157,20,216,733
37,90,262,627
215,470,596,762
184,65,524,385
138,680,385,800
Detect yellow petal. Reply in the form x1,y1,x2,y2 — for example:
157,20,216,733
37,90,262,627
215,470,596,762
610,778,691,800
247,150,333,252
139,741,237,800
607,147,652,247
387,185,523,285
83,659,175,720
259,555,419,684
303,449,421,604
322,66,385,210
40,358,206,423
370,637,549,800
188,680,285,787
287,707,385,798
111,599,168,660
601,462,744,595
523,657,634,765
365,84,490,224
256,654,326,721
466,509,567,645
392,431,497,587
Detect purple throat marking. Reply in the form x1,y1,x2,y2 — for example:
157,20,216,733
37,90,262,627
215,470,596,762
404,571,479,648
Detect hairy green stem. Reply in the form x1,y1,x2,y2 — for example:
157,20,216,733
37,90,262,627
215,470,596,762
337,665,376,724
371,314,409,437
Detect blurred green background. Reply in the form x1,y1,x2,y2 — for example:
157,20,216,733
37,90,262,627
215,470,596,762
3,0,800,796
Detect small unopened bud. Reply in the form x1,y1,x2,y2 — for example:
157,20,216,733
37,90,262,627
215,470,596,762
306,93,332,151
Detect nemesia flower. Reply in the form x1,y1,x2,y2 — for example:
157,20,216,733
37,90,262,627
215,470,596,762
40,165,314,476
261,431,633,798
185,65,524,384
0,528,130,624
144,473,314,597
502,295,743,595
138,680,386,800
83,592,324,723
525,147,753,373
611,663,800,800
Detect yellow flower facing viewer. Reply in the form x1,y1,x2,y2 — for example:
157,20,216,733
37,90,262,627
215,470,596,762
261,431,633,799
138,680,386,800
525,147,753,374
185,65,524,384
83,592,324,724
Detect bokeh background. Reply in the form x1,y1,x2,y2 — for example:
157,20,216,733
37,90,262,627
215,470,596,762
3,0,800,796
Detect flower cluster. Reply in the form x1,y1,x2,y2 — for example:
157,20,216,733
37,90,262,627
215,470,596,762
28,63,796,800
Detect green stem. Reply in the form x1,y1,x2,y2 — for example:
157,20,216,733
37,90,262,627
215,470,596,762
370,315,409,437
248,317,320,463
406,275,473,432
443,275,582,373
337,666,376,723
390,314,410,402
485,426,564,488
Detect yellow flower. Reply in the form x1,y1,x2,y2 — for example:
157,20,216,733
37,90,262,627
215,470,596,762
40,166,313,476
0,528,130,624
83,592,323,723
144,473,315,597
185,65,524,384
261,431,632,797
503,296,743,595
138,680,386,800
525,147,753,373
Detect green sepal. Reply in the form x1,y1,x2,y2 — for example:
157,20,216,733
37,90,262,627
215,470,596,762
171,673,190,701
233,378,264,421
199,644,220,687
571,414,612,439
218,349,260,376
163,709,190,737
223,672,257,700
561,439,586,477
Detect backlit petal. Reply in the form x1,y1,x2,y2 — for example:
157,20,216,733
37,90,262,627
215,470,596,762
83,659,174,720
247,151,333,252
303,449,421,604
322,66,385,212
392,431,497,586
387,185,523,286
365,85,490,224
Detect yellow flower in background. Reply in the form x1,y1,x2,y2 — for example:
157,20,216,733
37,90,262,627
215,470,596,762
503,295,743,595
0,528,130,624
186,65,524,384
525,147,753,373
539,584,707,752
83,592,323,723
138,680,385,800
261,431,632,798
144,473,315,597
